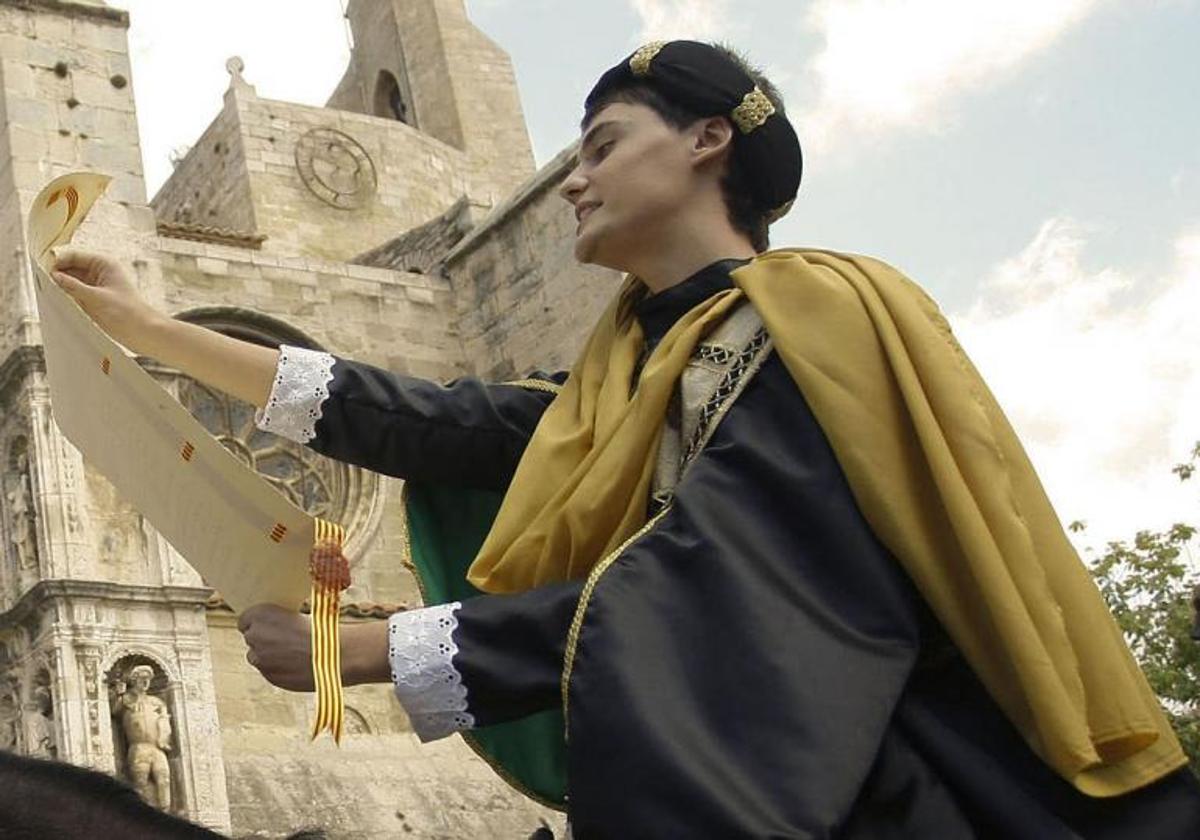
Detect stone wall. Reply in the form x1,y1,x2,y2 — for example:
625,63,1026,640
150,91,254,234
0,0,158,364
397,0,535,203
207,611,564,839
234,85,474,264
352,196,472,275
443,144,624,381
156,237,462,382
0,64,28,365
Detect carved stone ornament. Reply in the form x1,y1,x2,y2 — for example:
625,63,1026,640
294,127,378,210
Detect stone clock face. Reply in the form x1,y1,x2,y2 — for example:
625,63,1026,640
293,127,378,210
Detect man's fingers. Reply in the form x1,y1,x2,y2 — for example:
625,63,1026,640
53,251,118,288
51,271,95,303
237,602,289,633
53,250,98,273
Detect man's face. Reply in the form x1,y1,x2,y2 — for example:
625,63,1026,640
560,101,698,269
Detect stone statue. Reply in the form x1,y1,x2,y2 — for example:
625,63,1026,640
0,690,19,751
114,665,172,810
5,452,38,572
23,686,55,759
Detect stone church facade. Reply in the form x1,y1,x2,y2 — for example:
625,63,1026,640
0,0,618,835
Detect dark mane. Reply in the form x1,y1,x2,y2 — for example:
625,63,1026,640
0,751,326,839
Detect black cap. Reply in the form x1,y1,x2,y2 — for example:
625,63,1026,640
585,40,802,222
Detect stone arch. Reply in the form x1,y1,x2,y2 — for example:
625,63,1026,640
343,704,371,736
372,69,409,123
101,646,180,684
172,306,326,352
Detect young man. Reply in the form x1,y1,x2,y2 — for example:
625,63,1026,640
54,41,1200,837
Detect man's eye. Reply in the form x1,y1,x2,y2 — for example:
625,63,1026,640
594,140,615,160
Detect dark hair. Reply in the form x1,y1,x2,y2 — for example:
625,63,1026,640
582,43,786,253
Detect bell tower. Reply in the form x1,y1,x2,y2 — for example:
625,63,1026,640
327,0,536,199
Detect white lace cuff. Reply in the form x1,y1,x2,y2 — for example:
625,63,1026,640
254,345,336,444
388,602,475,742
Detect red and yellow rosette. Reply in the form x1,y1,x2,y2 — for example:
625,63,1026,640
310,518,349,742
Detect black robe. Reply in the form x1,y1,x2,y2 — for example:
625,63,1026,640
304,261,1200,838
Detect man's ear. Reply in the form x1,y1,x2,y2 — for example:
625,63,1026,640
691,115,735,168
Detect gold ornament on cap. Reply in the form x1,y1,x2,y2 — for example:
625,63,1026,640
629,41,666,76
731,86,775,134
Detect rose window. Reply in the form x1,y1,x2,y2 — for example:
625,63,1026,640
178,379,344,521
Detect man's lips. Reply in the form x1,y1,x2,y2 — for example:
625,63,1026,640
575,202,600,224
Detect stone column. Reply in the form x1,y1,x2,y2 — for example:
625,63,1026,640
172,628,231,831
75,641,115,771
27,373,92,581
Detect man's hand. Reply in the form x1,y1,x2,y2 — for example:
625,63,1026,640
51,250,165,355
51,250,282,410
238,602,393,692
238,604,315,692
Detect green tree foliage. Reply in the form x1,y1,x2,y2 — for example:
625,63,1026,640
1087,443,1200,774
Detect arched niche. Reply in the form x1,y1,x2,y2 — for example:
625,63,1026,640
105,653,181,812
3,435,39,587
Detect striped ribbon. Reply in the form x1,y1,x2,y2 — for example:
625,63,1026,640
310,518,349,743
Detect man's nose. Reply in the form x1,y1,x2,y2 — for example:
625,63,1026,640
558,161,586,204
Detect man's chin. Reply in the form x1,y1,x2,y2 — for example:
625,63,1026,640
573,229,599,264
573,227,626,272
573,226,638,272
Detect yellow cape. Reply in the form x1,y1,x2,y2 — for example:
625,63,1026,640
467,249,1185,796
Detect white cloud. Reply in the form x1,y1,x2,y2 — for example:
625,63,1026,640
950,218,1200,551
628,0,732,43
1170,168,1196,197
800,0,1100,156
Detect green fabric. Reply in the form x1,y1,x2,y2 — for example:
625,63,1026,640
405,482,569,808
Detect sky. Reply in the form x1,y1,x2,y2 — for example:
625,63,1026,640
106,0,1199,553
